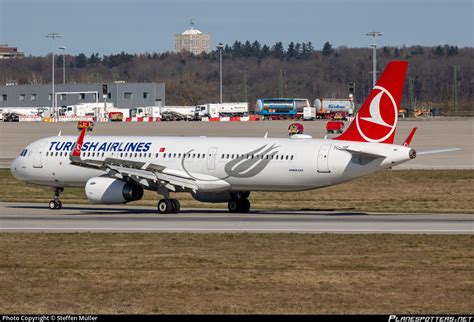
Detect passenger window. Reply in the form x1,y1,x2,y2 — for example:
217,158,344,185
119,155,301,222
285,155,289,160
155,153,158,158
291,155,294,160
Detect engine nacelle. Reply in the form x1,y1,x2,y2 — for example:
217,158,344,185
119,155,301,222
85,177,143,204
191,191,249,203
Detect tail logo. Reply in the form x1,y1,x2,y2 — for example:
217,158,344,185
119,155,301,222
355,85,398,143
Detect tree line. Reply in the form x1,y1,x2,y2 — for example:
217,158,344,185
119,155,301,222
0,42,471,112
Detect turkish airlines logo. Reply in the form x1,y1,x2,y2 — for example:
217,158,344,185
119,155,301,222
355,85,398,143
73,143,82,156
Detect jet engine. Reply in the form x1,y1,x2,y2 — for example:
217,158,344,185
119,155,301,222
85,177,143,204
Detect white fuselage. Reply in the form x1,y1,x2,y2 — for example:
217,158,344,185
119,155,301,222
11,135,413,193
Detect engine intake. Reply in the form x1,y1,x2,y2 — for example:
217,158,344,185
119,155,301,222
85,177,143,204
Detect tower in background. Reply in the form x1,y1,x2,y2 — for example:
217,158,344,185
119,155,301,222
174,19,211,55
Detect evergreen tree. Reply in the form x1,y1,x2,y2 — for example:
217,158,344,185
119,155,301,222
322,41,334,56
271,41,285,59
261,44,270,58
286,42,297,59
294,43,302,58
433,45,444,57
75,53,88,68
251,40,262,56
243,41,252,57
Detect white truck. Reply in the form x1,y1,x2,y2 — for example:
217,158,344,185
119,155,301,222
61,103,116,117
130,106,161,118
303,107,317,121
194,102,249,120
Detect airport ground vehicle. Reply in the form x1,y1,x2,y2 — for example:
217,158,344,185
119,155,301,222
313,98,355,119
11,61,458,214
129,106,161,118
2,112,20,122
326,121,345,134
108,112,124,122
256,98,309,119
194,103,248,120
160,106,195,121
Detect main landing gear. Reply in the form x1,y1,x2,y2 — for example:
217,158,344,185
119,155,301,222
228,191,251,213
157,198,181,214
49,187,64,210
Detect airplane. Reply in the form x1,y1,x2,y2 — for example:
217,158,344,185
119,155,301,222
10,61,458,214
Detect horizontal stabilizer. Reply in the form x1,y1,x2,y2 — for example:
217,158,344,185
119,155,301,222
338,148,386,159
417,148,461,155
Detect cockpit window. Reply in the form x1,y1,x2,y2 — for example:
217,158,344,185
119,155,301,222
20,149,28,157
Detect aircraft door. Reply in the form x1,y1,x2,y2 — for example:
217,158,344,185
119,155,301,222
317,144,331,173
207,147,218,170
33,142,45,168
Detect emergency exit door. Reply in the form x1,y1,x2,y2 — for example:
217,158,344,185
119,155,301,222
317,144,331,173
207,147,218,170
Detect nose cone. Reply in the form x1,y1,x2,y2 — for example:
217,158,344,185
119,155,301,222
10,157,23,180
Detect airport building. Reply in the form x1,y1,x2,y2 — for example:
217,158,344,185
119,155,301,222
0,44,24,59
174,21,211,55
0,82,165,109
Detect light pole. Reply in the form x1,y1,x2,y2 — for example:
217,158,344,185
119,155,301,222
216,42,224,104
45,32,62,119
59,46,66,84
366,31,382,88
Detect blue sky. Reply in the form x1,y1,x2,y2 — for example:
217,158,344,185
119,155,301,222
0,0,472,56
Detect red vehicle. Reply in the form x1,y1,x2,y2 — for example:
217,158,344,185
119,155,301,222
108,111,124,122
326,121,345,134
77,121,94,132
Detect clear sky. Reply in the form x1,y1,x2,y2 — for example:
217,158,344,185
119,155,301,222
0,0,472,56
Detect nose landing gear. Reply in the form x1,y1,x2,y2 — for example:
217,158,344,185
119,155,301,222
49,187,63,210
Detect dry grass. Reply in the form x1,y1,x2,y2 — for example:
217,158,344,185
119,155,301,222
0,233,472,314
1,169,473,213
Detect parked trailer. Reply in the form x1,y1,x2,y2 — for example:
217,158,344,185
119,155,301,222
256,98,310,119
313,98,354,119
160,106,195,121
194,102,248,120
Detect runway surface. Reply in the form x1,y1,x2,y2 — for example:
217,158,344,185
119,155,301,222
0,202,472,234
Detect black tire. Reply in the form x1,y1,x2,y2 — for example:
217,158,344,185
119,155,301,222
170,199,181,213
157,199,172,214
239,199,250,213
228,199,240,213
49,200,62,210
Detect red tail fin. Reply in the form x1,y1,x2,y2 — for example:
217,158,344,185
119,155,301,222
334,61,408,144
72,127,86,157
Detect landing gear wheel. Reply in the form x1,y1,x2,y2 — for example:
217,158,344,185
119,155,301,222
157,199,172,214
239,199,250,213
228,198,250,213
170,199,181,213
228,199,240,213
49,200,62,210
49,187,64,210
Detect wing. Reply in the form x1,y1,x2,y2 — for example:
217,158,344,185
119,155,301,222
68,128,230,193
70,155,230,193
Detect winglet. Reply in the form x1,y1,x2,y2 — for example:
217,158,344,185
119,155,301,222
71,127,86,158
403,127,417,147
